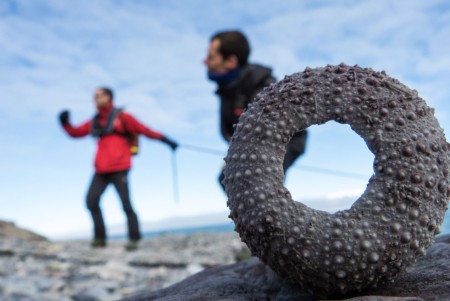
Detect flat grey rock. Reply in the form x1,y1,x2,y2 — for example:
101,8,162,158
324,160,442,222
121,234,450,301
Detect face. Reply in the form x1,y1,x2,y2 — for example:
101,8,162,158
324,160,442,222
94,88,111,108
204,38,235,73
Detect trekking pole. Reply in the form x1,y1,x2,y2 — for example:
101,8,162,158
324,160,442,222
180,143,225,156
171,150,180,203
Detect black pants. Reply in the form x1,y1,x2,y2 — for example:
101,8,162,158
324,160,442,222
218,130,308,191
86,170,141,241
282,130,308,172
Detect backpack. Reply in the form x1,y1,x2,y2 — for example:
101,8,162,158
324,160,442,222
118,113,139,156
91,108,139,155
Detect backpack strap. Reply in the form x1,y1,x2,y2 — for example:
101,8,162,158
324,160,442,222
115,110,128,134
91,108,122,137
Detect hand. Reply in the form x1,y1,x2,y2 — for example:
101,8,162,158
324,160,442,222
161,136,178,151
59,110,70,125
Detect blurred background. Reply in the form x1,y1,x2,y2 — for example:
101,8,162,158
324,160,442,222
1,0,449,239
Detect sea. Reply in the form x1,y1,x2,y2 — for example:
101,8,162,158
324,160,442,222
110,210,450,240
110,223,235,240
441,209,450,236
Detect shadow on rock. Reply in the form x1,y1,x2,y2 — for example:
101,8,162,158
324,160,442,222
120,234,450,301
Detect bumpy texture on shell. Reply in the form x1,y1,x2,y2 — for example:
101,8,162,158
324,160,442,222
223,64,449,297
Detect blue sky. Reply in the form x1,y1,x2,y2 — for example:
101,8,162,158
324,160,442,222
1,0,449,239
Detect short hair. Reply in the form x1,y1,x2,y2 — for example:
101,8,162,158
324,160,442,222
99,87,114,101
211,30,250,67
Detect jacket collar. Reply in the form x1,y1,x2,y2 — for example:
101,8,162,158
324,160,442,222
98,102,114,118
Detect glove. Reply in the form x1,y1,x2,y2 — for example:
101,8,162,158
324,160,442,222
161,136,178,151
59,110,70,125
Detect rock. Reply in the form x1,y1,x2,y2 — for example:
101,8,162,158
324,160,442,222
327,297,424,301
361,234,450,300
120,257,313,301
0,232,248,301
0,231,447,300
72,287,120,301
0,220,47,242
2,278,39,298
436,233,450,243
120,234,450,301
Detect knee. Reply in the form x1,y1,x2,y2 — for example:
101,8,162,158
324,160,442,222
123,206,135,215
121,200,135,214
86,195,100,211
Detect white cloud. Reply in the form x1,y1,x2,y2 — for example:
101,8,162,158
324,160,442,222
1,0,449,238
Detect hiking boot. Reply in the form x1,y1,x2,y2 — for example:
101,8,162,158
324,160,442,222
125,240,139,251
91,239,106,248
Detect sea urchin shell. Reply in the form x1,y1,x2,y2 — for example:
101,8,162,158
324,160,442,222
223,64,449,297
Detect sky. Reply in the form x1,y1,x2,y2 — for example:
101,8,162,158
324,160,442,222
1,0,449,240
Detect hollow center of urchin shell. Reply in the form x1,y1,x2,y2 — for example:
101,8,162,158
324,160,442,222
285,121,374,208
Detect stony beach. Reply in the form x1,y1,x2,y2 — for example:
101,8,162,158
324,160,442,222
0,222,249,301
2,220,449,301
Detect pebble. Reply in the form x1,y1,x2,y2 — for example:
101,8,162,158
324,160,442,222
0,232,248,301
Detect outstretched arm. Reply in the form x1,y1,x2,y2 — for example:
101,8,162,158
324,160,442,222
160,136,178,150
121,112,178,150
58,110,91,138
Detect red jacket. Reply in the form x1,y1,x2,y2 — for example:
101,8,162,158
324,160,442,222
62,103,164,173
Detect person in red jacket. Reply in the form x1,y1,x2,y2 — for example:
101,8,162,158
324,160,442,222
58,87,178,250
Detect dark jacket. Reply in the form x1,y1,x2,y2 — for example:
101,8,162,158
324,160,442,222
214,63,307,173
216,64,275,142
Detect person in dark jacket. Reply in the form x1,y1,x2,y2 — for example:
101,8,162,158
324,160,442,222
204,30,308,190
58,87,178,250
